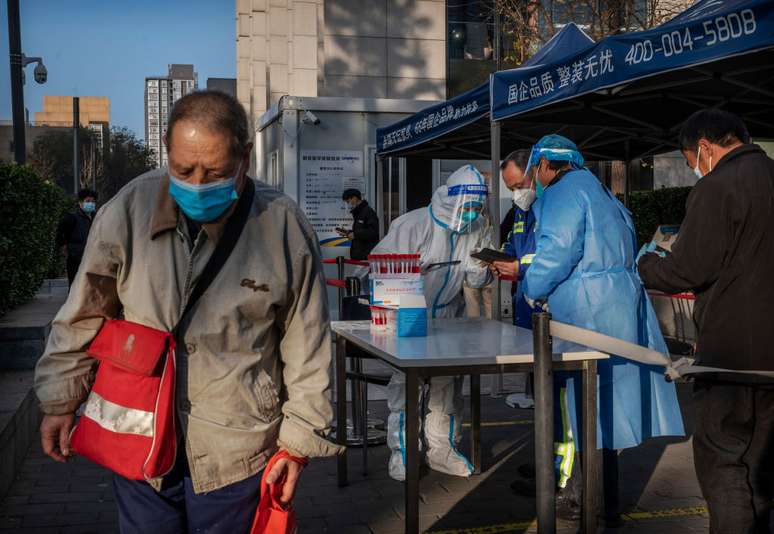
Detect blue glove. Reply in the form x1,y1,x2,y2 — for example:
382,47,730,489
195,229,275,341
636,241,665,264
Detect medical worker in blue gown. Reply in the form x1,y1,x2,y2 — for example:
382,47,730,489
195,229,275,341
371,165,492,481
521,135,685,513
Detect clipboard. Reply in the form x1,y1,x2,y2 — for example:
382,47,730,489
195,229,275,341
470,248,516,264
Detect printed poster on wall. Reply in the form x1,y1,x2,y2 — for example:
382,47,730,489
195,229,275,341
300,149,365,247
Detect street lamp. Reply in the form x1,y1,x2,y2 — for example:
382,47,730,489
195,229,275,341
6,0,48,164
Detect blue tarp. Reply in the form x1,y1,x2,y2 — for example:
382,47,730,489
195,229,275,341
491,0,774,121
377,23,594,155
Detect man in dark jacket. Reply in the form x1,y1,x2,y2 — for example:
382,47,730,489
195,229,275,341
56,188,97,286
339,189,379,260
638,109,774,534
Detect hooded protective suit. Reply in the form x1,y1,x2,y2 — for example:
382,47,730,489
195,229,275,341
522,138,685,451
371,165,491,480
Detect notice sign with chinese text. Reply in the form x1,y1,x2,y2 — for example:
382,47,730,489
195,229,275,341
300,150,365,246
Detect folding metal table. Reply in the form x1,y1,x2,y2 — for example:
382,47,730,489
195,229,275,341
332,315,608,534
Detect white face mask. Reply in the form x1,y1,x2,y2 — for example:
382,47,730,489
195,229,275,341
512,187,536,211
693,146,713,180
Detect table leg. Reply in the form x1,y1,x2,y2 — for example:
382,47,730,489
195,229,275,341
532,312,556,534
404,368,420,534
582,359,600,534
470,374,482,474
336,335,348,487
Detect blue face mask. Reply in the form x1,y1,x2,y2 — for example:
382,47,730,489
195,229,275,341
460,210,480,224
169,175,239,222
82,201,96,213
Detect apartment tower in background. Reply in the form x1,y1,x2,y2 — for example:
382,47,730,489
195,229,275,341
206,77,237,98
145,64,198,168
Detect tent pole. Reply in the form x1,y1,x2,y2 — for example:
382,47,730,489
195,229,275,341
490,118,502,321
376,156,384,238
624,139,631,209
388,158,393,227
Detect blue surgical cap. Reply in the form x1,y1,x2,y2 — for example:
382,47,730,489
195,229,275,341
525,134,585,173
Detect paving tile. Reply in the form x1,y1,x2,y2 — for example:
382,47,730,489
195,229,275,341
22,512,99,528
0,390,716,534
28,492,104,504
0,502,64,516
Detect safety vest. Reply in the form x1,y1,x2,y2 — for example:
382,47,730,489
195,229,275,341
70,320,177,481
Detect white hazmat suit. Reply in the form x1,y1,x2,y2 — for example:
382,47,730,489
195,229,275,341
371,165,492,480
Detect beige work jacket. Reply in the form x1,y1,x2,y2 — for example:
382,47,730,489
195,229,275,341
34,169,342,493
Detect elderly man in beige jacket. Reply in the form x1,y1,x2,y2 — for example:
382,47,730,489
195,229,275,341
34,90,341,533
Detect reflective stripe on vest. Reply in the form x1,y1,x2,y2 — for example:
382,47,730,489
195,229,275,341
554,387,575,489
521,253,535,265
83,391,155,437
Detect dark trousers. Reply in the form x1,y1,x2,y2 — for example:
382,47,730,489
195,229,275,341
112,453,261,534
693,381,774,534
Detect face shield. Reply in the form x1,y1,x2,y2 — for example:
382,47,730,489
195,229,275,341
447,183,488,233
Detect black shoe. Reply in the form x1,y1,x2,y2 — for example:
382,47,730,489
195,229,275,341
556,492,581,521
517,462,536,480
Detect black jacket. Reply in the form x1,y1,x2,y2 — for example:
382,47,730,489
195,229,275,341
349,200,379,260
56,209,93,259
639,144,774,377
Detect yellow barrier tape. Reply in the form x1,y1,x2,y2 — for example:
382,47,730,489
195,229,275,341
624,506,708,520
428,506,708,534
429,520,537,534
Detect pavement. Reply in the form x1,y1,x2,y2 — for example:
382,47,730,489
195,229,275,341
0,284,67,371
0,383,720,534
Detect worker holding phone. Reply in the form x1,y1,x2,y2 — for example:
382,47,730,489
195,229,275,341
487,149,538,330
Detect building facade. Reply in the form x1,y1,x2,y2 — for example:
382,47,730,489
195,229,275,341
207,77,238,98
235,0,447,126
145,64,198,168
35,95,110,126
34,95,110,151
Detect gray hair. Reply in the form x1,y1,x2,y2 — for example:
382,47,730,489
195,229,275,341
166,90,250,158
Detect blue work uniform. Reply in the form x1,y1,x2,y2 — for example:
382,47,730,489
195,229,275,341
501,206,537,329
523,168,685,451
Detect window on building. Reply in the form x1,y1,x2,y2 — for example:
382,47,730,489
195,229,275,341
447,0,496,97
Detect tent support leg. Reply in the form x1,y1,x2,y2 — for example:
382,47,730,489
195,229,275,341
490,119,502,321
623,139,631,209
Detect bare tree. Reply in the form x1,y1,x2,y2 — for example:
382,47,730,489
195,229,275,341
495,0,692,65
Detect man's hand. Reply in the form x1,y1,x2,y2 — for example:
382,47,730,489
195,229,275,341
40,413,76,462
265,451,306,504
492,259,519,278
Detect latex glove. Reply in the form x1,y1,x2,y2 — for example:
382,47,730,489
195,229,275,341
635,240,665,265
525,295,548,313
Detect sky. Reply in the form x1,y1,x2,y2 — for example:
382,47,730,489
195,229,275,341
0,0,235,141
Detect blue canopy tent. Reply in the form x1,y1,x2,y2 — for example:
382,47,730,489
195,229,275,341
376,22,595,159
490,0,774,164
374,23,595,321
